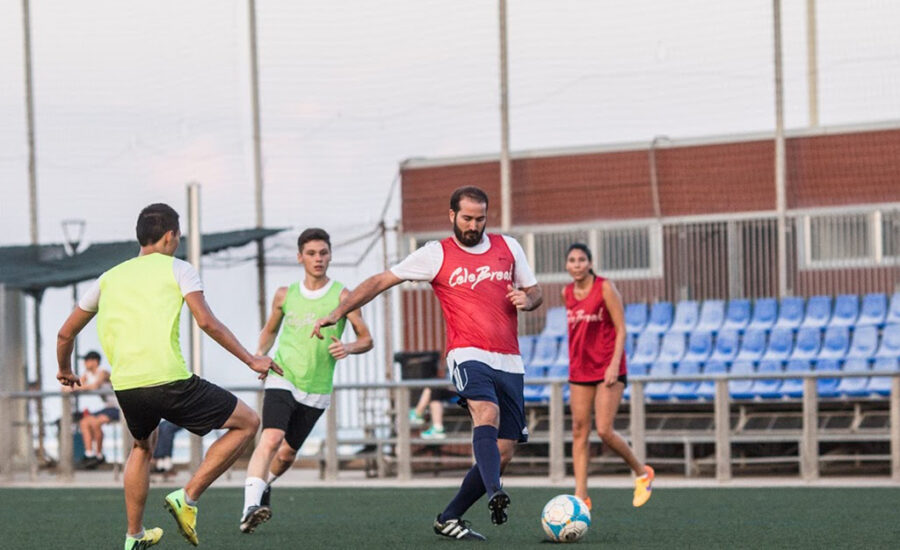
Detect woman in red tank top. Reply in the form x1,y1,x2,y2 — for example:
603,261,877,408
564,243,653,510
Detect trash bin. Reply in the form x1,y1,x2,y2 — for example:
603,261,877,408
394,351,441,403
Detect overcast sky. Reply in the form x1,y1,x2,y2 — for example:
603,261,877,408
2,0,899,399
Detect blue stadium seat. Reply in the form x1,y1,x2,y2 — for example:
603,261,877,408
829,294,859,327
645,362,674,400
845,326,878,360
856,293,887,328
835,358,870,397
644,302,674,334
817,326,849,360
748,298,777,332
518,335,537,366
529,335,560,368
670,361,701,401
544,364,570,402
696,361,727,400
887,293,900,326
814,359,841,398
625,333,635,362
875,324,900,359
682,331,713,363
735,328,767,362
625,303,648,334
750,360,783,399
551,341,570,368
622,363,648,401
523,364,548,402
669,301,699,333
631,332,660,366
728,360,756,399
790,327,822,360
657,332,686,364
801,295,832,329
708,330,739,363
868,357,900,396
762,328,794,361
721,299,751,333
542,307,568,338
779,359,812,398
695,300,725,334
775,297,805,330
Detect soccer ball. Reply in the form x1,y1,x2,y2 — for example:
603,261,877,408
541,494,591,543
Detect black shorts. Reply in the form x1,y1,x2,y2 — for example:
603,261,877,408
262,389,325,450
115,375,238,441
569,375,628,387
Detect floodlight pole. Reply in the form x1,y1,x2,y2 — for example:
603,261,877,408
187,183,204,470
806,0,819,128
248,0,267,330
773,0,789,299
62,219,86,413
499,0,512,232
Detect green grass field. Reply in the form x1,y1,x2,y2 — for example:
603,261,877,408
4,486,899,548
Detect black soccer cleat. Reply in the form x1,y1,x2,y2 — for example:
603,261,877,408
240,505,272,534
260,485,271,508
488,489,510,525
433,514,486,541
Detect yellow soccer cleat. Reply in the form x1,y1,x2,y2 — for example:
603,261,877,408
164,488,199,546
124,527,163,550
632,465,655,507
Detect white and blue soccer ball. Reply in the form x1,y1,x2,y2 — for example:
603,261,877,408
541,494,591,543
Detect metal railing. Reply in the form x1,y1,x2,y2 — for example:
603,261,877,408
3,370,899,483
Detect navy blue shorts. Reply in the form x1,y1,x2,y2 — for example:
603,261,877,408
92,407,120,422
451,360,528,443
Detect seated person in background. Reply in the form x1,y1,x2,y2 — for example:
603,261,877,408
68,350,119,468
409,376,456,440
152,420,183,475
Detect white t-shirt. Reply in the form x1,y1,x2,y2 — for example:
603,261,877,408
78,257,204,312
390,234,538,374
263,280,339,410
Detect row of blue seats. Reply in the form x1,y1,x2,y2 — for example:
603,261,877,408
519,324,900,370
522,357,900,403
623,293,900,335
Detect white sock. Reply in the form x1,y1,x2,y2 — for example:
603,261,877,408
162,457,173,471
433,424,444,430
266,472,280,485
127,529,145,540
84,451,95,458
243,477,267,515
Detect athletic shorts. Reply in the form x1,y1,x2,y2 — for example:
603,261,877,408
451,360,528,443
91,406,121,422
569,375,628,387
262,389,325,450
115,375,238,441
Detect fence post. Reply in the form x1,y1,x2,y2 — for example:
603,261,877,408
801,376,819,480
0,394,11,480
891,376,900,481
549,381,565,482
395,386,411,480
58,393,74,481
714,378,731,481
324,390,339,481
629,381,646,465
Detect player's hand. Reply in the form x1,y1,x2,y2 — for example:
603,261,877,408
57,370,81,388
506,285,528,310
249,354,283,380
328,336,350,360
603,363,620,387
311,315,337,339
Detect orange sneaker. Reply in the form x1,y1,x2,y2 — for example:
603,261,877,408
632,465,655,507
582,497,592,511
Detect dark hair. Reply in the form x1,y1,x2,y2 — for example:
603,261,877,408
297,227,331,252
83,350,101,362
566,242,596,276
450,186,489,213
136,203,180,246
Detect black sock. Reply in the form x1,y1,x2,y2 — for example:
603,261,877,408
440,465,485,522
472,425,501,495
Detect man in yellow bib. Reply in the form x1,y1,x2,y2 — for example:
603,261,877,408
240,228,372,533
56,203,282,550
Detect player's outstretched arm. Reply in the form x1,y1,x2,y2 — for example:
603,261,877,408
256,286,288,355
184,291,284,379
312,270,403,339
327,288,375,359
56,307,96,387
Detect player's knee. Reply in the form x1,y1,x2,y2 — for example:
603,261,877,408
276,446,297,464
571,417,591,439
595,423,614,441
260,430,284,451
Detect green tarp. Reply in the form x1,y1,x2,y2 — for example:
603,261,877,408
0,228,283,294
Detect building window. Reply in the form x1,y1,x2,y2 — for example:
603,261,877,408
533,231,589,275
883,210,900,260
807,213,870,263
599,227,652,273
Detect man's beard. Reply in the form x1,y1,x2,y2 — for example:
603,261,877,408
453,218,484,247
